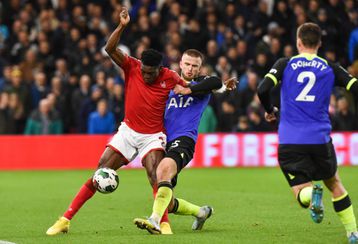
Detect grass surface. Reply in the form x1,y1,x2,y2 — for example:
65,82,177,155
0,167,357,244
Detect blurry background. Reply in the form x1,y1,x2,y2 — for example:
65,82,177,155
0,0,358,136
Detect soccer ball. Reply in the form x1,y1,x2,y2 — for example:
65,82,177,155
92,168,119,194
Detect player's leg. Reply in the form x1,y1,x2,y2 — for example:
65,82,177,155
135,136,212,233
323,172,358,243
279,144,313,208
46,124,135,235
141,149,171,233
142,149,165,187
155,155,213,231
46,147,129,236
63,147,129,220
278,144,324,223
136,132,172,234
134,157,177,234
165,137,213,230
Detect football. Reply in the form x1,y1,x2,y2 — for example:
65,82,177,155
92,168,119,194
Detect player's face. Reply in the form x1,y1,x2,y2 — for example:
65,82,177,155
180,54,202,81
141,65,160,84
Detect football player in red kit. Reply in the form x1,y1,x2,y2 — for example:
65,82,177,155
46,7,185,235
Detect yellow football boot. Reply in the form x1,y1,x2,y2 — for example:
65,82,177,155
46,217,70,235
160,222,173,235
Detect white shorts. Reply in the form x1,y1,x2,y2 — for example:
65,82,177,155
107,122,166,163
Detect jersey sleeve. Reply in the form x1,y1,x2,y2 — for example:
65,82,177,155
257,58,288,113
330,62,358,90
263,57,289,86
190,76,222,95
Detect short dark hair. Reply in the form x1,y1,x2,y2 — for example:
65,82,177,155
183,49,204,62
297,23,321,48
141,49,163,67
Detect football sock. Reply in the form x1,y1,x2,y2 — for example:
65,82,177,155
63,178,96,220
152,186,169,223
172,198,201,217
151,181,173,223
333,193,357,234
297,186,313,208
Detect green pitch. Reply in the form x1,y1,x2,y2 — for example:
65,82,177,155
0,167,357,244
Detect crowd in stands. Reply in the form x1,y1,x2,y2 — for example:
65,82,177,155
0,0,358,135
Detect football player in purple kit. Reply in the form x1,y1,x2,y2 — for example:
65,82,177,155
257,23,358,243
134,49,236,234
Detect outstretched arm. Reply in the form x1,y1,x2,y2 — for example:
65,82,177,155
104,7,130,67
331,62,358,97
173,76,236,95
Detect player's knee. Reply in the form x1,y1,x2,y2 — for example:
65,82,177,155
156,162,173,182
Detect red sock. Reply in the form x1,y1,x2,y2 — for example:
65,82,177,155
153,186,169,223
161,209,169,223
63,178,96,220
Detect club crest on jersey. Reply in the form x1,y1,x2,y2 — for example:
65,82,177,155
160,81,166,88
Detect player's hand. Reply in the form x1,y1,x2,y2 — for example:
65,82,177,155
264,107,279,122
119,7,130,27
174,84,191,95
224,77,238,91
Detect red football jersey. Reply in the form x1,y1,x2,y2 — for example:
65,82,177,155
120,55,184,134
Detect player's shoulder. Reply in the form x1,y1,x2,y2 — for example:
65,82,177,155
276,57,290,65
126,55,141,66
125,55,142,64
161,66,174,74
326,60,343,70
161,67,181,79
271,57,290,70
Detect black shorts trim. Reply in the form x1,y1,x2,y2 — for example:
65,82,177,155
278,140,337,187
165,136,195,187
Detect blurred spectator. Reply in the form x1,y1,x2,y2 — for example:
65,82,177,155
215,56,237,80
0,17,9,49
251,53,270,79
0,92,11,134
247,108,272,132
107,83,125,128
24,98,63,134
217,99,236,132
332,96,357,131
31,71,49,108
88,98,115,134
78,86,103,133
236,115,250,132
4,67,31,116
206,40,220,68
238,69,259,115
283,44,294,58
19,49,41,83
54,58,70,83
183,19,209,52
349,27,358,64
72,74,91,132
8,92,26,134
